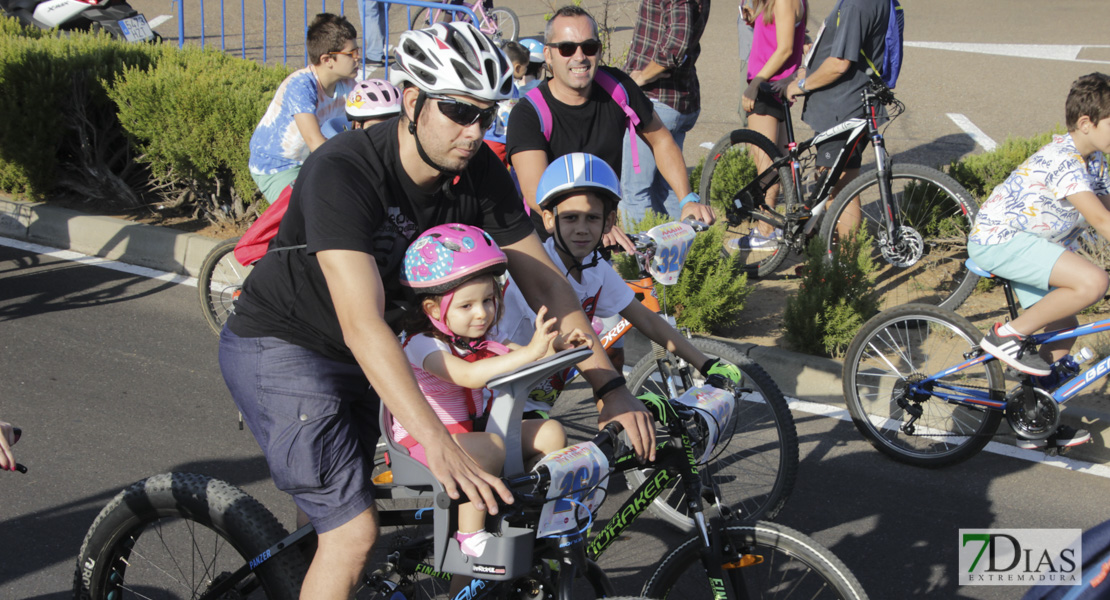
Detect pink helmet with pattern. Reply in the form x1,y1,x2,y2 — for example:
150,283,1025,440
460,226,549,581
346,79,402,121
402,224,507,337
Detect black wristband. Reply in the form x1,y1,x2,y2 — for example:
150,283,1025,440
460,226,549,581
701,358,718,377
594,375,626,400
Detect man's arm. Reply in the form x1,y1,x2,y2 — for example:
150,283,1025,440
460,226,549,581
317,249,513,511
637,113,715,223
510,149,549,215
501,234,657,460
784,55,852,100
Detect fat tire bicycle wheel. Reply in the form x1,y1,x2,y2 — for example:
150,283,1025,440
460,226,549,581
642,521,869,599
819,163,980,312
842,303,1004,467
74,472,307,600
486,7,518,43
699,129,797,278
198,236,249,335
625,338,798,528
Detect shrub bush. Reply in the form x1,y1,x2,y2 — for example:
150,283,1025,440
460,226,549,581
783,231,879,357
109,45,289,224
0,23,157,201
696,144,759,215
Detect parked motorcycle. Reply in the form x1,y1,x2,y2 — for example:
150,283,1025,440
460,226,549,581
0,0,156,42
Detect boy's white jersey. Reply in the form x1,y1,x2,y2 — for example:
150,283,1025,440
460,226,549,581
970,133,1110,249
495,237,635,347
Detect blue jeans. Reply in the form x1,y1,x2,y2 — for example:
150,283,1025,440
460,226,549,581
620,100,700,224
358,0,389,62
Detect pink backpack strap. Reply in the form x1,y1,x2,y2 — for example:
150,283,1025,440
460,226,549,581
524,86,553,142
594,70,642,174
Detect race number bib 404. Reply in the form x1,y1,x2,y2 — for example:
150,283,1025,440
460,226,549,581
532,442,609,537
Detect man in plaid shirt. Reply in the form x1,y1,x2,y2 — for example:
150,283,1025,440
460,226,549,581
622,0,710,222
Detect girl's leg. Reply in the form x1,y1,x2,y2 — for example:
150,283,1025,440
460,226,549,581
521,418,566,469
451,432,505,535
747,112,784,238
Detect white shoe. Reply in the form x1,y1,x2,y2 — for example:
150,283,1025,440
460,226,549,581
730,228,782,251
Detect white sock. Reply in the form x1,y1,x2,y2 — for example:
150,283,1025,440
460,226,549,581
998,323,1023,337
456,529,492,557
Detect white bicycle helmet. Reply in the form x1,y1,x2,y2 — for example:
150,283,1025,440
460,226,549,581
391,21,513,102
346,79,401,120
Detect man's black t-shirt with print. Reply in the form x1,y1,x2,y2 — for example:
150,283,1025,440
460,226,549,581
229,116,533,363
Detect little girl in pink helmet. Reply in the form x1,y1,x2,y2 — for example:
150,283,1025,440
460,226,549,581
397,223,586,558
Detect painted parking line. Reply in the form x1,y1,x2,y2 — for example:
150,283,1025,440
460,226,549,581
786,396,1110,480
148,15,173,29
947,113,998,152
906,42,1110,65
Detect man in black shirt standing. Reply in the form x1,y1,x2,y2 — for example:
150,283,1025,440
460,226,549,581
220,22,656,600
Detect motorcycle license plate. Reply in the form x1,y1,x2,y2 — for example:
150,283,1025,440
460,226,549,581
119,15,154,43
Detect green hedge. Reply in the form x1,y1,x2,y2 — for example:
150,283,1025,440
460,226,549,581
947,131,1060,201
0,19,155,199
109,45,289,220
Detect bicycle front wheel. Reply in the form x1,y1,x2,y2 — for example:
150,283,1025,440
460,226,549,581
486,7,518,43
819,163,980,312
643,521,869,599
699,129,797,278
625,338,798,528
74,472,307,600
842,304,1004,467
198,236,249,335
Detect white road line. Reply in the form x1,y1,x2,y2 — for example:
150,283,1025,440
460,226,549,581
148,15,173,29
947,113,998,152
786,396,1110,480
0,237,196,287
906,42,1110,65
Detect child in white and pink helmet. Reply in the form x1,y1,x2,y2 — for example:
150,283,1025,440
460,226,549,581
396,223,585,558
319,78,402,137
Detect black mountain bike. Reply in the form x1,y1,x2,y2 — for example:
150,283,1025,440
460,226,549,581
699,78,980,312
74,348,868,599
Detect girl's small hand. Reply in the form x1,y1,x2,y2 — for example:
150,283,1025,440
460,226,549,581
742,80,760,114
528,306,560,359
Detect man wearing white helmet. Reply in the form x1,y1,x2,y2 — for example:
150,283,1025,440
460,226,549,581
220,21,656,600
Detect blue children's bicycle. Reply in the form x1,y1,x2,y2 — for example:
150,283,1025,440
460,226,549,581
841,259,1100,467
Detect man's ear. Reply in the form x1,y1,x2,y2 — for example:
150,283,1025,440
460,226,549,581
402,86,420,122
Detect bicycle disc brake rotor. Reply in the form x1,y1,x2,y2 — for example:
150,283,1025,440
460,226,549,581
1004,386,1060,440
879,226,925,268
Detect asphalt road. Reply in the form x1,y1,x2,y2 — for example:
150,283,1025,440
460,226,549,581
5,240,1110,599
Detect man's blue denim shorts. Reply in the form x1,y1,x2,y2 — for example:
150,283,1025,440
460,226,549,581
219,328,379,534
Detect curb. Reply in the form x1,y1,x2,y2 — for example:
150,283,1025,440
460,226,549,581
4,196,1110,467
0,197,221,278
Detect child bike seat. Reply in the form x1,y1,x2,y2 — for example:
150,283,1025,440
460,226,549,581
965,258,996,279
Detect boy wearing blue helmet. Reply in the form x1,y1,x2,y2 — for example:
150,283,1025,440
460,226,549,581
499,153,742,410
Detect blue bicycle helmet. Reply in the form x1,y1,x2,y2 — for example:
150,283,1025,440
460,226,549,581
519,38,545,63
535,153,622,211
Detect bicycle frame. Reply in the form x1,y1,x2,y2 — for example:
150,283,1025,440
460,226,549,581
425,0,497,35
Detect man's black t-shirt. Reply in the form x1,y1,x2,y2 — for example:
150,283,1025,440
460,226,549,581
229,117,533,363
505,66,655,173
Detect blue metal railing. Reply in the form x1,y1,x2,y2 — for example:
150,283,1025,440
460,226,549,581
170,0,478,69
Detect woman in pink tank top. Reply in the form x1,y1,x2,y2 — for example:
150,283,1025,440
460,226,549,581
738,0,806,246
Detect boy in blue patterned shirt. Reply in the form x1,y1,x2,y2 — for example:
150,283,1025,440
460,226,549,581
248,13,360,202
968,73,1110,450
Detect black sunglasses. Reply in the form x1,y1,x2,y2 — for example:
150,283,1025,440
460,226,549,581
547,39,602,58
428,94,498,130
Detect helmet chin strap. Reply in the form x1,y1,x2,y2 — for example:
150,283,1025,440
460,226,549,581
551,205,602,276
409,90,464,179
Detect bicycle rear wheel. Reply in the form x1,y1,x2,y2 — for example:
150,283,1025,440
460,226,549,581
699,129,797,278
625,338,798,529
486,7,518,43
819,163,980,312
842,304,1004,467
198,236,249,335
74,472,307,600
643,521,869,599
